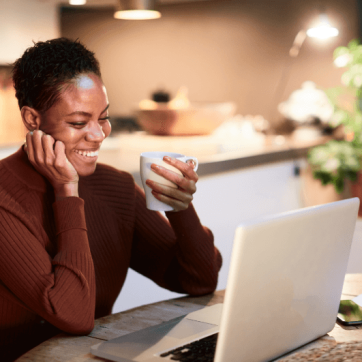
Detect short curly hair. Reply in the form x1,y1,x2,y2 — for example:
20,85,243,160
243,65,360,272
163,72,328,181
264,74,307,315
12,37,101,112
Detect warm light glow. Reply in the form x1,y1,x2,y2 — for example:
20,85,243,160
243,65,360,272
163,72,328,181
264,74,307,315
334,53,352,68
114,10,161,20
307,26,339,39
306,14,339,39
69,0,86,5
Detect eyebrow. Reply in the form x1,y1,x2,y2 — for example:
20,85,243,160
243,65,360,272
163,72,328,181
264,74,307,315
65,104,110,117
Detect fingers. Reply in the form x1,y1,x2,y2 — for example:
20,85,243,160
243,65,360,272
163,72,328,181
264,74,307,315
42,134,55,166
186,159,197,170
54,140,67,169
26,130,54,164
163,156,198,182
150,164,197,194
151,156,198,191
153,192,187,212
24,130,79,194
25,131,35,162
31,130,46,164
146,156,199,211
147,180,193,202
147,180,193,212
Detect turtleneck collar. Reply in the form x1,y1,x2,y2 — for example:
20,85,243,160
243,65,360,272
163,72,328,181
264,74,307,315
1,145,50,193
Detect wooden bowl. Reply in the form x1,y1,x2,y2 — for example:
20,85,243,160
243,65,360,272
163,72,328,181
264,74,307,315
136,102,236,136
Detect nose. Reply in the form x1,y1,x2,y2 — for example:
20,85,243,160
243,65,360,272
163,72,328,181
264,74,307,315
85,121,105,143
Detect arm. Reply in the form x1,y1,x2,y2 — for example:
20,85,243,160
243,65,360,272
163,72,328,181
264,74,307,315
130,184,222,295
0,130,96,333
0,197,96,334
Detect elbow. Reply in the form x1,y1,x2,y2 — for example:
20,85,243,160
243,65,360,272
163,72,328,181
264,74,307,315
47,302,95,335
70,319,94,335
73,322,94,335
193,249,222,295
183,250,222,296
55,316,95,335
46,281,96,335
183,273,219,296
186,283,217,297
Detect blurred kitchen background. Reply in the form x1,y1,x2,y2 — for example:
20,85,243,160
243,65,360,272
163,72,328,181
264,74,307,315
1,0,362,313
0,0,359,144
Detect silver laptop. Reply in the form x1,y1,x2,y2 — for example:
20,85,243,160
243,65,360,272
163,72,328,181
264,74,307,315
91,198,359,362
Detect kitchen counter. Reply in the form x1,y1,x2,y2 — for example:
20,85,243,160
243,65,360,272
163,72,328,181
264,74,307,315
0,130,330,176
97,130,330,182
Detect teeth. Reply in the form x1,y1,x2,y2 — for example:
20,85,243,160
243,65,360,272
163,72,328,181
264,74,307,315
75,150,98,157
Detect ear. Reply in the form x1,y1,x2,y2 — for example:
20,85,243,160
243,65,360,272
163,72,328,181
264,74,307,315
21,106,41,131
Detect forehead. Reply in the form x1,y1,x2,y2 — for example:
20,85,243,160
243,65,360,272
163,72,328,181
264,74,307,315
73,74,97,89
56,74,108,114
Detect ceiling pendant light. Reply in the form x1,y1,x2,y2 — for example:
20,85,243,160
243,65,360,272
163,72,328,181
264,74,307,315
69,0,87,5
114,0,161,20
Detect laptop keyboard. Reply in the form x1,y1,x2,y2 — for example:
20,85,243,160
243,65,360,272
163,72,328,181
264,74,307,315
160,333,218,361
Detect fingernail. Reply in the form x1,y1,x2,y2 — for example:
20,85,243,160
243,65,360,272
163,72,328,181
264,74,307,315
164,156,172,162
151,164,160,171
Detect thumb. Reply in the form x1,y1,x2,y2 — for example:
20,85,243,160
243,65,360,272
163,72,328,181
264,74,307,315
186,159,197,169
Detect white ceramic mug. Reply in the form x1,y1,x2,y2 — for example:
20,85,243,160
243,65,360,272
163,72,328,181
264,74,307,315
140,151,199,211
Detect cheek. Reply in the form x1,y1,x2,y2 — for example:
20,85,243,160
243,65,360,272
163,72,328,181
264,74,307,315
52,129,80,152
40,122,58,137
103,120,112,138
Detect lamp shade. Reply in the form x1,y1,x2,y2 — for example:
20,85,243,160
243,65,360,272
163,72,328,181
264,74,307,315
306,14,339,39
114,0,161,20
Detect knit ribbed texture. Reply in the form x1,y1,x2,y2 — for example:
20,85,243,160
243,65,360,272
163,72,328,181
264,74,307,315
0,147,222,359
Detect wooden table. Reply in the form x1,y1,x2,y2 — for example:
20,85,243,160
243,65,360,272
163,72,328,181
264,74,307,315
17,274,362,361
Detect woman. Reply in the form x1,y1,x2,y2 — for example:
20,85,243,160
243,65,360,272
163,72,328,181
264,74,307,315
0,38,222,360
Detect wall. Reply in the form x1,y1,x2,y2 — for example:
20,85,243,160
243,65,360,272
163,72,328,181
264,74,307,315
0,0,60,146
0,0,60,64
61,0,359,126
0,68,25,145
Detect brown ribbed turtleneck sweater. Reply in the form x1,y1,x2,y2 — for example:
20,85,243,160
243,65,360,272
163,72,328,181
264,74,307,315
0,146,222,360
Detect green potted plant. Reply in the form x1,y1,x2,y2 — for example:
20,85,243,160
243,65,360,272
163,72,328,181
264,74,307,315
308,40,362,201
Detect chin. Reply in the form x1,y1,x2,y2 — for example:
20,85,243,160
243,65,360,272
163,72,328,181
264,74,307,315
68,155,98,177
77,166,97,177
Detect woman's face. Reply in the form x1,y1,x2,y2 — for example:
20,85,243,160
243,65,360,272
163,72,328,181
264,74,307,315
39,73,111,177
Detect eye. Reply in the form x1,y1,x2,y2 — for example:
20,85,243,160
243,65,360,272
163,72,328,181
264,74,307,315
99,116,110,122
69,122,87,128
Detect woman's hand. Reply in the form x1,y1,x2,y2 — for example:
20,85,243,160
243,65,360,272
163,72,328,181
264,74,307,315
145,156,198,212
24,130,79,199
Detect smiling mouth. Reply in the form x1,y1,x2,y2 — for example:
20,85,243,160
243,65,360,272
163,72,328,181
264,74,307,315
73,149,99,160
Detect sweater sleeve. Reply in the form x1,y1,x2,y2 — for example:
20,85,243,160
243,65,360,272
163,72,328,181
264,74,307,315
0,197,96,334
130,184,222,295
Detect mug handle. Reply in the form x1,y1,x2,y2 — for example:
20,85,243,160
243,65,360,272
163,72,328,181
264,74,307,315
185,156,198,172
